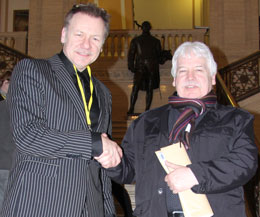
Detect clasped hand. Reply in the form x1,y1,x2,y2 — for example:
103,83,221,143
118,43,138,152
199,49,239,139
164,161,199,194
94,133,122,168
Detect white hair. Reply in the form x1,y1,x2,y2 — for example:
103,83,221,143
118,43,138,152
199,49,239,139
171,41,217,77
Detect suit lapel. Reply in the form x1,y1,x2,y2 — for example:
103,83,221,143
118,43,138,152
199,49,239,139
48,55,88,129
92,78,112,135
93,78,105,132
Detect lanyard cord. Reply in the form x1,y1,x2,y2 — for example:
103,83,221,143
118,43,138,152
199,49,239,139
1,94,6,99
73,65,93,128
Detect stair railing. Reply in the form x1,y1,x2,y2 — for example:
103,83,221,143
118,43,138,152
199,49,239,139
216,55,260,217
0,42,30,75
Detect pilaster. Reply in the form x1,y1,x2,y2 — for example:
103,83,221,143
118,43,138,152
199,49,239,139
28,0,74,58
209,0,259,68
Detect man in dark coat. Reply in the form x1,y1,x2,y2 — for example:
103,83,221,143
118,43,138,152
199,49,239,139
127,21,162,114
99,42,258,217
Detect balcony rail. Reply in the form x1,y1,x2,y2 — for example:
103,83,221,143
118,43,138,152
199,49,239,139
101,29,209,58
0,29,208,58
0,31,27,54
0,42,29,76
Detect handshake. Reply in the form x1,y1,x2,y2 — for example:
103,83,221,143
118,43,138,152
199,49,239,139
94,133,123,168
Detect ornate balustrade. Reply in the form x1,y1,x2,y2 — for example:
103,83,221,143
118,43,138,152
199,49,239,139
101,29,209,58
217,51,260,103
0,29,208,59
0,43,29,76
0,31,27,54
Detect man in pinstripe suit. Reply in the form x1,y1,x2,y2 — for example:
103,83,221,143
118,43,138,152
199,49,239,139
1,3,122,217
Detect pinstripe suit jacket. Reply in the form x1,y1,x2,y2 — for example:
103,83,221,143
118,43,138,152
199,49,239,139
0,55,115,217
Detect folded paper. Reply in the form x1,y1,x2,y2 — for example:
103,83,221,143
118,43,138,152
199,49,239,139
155,142,213,217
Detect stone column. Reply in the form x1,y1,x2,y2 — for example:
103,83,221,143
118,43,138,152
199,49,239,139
28,0,75,58
209,0,259,68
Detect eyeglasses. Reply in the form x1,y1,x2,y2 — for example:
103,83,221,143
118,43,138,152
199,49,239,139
73,4,87,9
72,3,106,12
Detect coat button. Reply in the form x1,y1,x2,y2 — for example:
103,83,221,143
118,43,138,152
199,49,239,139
158,188,163,195
200,187,205,193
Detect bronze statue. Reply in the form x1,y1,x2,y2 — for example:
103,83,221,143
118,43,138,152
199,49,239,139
127,21,171,114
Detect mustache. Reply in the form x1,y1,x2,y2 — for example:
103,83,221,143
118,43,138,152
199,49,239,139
182,81,201,88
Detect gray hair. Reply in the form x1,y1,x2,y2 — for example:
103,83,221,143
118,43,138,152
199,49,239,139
64,3,110,40
171,41,217,77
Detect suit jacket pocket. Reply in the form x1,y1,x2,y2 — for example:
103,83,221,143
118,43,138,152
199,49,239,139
19,159,59,178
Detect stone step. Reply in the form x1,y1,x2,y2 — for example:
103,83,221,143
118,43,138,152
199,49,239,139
112,120,128,144
112,128,127,133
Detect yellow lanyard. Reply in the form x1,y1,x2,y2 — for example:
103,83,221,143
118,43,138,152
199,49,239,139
1,94,6,100
73,65,93,128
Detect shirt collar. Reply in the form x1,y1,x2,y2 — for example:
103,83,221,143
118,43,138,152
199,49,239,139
58,50,75,77
58,50,89,77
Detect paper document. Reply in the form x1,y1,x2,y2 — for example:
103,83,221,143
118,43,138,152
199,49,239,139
155,142,214,217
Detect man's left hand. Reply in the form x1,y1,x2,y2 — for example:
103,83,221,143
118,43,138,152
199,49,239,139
94,133,123,168
164,161,199,194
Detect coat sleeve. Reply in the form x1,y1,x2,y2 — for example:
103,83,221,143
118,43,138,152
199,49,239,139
188,113,258,194
106,120,136,184
8,58,93,160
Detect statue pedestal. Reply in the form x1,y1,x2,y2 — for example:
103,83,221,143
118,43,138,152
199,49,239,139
126,113,140,127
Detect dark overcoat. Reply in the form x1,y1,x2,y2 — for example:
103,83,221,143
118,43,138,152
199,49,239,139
107,104,257,217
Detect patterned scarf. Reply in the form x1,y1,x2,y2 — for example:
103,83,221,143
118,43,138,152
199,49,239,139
168,90,217,148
